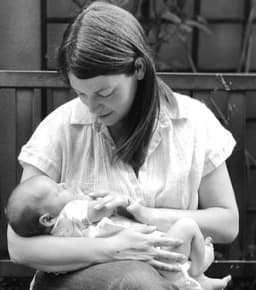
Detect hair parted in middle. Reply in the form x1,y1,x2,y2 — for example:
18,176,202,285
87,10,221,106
58,1,163,171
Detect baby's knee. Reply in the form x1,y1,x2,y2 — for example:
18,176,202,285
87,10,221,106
171,217,200,239
176,217,199,230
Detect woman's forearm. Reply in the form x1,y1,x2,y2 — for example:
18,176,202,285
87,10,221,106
7,225,112,272
129,205,238,244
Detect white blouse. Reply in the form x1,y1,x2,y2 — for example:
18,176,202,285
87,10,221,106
18,92,235,210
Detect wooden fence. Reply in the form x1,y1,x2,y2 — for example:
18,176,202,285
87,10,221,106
0,71,255,280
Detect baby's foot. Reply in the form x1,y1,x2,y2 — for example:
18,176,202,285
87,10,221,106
202,237,215,272
195,274,231,290
205,236,213,246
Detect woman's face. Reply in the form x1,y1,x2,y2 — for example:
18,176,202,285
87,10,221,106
68,73,138,126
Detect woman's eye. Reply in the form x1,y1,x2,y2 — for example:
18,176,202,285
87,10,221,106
79,93,87,98
101,93,112,98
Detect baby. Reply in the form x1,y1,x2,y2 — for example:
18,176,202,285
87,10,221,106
6,175,231,290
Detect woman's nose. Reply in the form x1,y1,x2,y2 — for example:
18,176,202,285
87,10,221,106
87,95,101,114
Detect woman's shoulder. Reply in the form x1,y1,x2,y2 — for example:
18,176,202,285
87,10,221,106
161,90,209,121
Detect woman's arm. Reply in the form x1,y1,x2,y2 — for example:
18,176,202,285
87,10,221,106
127,162,239,244
7,164,185,273
8,164,111,272
7,225,112,272
8,221,184,273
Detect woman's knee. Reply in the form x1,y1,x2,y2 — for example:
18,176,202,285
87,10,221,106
108,261,173,290
32,261,174,290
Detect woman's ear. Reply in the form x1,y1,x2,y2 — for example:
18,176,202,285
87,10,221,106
134,57,146,80
39,213,56,227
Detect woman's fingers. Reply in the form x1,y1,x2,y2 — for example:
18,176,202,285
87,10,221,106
111,228,185,270
151,237,183,248
125,226,184,253
148,259,181,272
91,193,129,210
153,248,186,264
129,224,157,234
89,190,121,199
88,191,108,198
93,195,114,210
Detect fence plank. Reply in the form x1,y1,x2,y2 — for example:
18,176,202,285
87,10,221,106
226,92,247,259
0,89,17,259
47,88,74,115
16,89,34,182
1,71,256,90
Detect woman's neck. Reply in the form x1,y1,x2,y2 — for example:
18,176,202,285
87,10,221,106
108,121,127,145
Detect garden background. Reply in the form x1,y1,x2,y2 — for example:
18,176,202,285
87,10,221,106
0,0,256,289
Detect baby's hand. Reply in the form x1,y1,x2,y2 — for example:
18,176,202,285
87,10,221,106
88,191,130,211
87,199,114,223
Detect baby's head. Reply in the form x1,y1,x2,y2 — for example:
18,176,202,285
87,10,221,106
6,175,74,237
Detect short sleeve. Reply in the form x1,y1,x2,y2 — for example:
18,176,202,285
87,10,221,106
18,109,66,181
201,104,236,177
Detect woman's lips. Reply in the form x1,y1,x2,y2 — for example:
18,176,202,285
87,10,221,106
98,111,112,118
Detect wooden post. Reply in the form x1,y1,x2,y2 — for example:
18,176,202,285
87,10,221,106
0,0,41,260
0,0,41,69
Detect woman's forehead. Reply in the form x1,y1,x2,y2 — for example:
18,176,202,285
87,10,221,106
68,73,121,93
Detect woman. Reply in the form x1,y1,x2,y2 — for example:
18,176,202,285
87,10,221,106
7,2,238,289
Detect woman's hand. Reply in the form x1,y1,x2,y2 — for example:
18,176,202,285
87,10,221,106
108,224,186,273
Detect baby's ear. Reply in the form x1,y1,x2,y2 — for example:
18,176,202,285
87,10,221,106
39,213,56,227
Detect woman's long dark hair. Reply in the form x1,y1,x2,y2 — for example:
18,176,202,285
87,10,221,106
58,1,161,171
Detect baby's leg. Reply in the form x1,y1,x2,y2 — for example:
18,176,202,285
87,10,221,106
164,217,207,277
162,218,230,289
193,238,231,289
195,273,232,290
202,237,214,273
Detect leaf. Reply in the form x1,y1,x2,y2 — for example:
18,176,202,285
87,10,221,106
185,20,211,34
196,15,207,25
176,32,188,43
179,23,193,33
161,11,182,24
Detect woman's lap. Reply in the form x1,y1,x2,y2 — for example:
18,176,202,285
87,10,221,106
32,261,175,290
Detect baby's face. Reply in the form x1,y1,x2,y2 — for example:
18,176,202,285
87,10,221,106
42,183,75,216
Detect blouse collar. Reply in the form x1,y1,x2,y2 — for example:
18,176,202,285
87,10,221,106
70,91,189,126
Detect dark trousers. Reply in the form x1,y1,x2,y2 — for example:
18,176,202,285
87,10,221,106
32,261,176,290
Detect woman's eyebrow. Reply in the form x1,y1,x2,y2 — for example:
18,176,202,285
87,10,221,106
95,87,112,94
73,87,113,95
